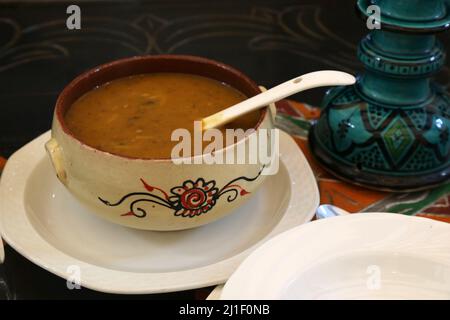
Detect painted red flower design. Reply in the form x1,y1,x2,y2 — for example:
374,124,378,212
98,166,264,219
169,178,219,217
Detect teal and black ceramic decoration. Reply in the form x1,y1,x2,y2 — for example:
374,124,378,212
309,0,450,191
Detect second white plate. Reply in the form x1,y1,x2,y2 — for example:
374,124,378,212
221,213,450,300
0,130,319,294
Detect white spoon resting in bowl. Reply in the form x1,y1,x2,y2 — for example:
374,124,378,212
201,70,356,130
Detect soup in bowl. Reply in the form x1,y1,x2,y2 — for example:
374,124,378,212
46,55,275,231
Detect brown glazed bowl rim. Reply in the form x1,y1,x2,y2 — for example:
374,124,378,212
55,54,267,161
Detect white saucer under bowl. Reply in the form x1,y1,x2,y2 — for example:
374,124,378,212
221,213,450,300
0,130,318,294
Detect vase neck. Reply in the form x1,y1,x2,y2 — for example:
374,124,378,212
356,28,445,106
358,72,431,106
370,31,435,56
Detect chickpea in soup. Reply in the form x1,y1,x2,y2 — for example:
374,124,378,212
64,73,260,158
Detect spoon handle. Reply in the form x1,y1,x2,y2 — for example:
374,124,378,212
315,204,350,220
202,70,355,130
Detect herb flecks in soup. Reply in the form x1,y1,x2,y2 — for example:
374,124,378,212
65,73,259,158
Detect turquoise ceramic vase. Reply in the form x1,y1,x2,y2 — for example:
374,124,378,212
309,0,450,191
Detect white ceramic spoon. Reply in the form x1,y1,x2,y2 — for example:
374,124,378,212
315,204,350,220
202,70,356,130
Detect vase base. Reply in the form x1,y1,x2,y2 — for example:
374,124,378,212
309,128,450,192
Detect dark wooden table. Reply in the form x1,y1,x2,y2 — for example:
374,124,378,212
0,0,448,299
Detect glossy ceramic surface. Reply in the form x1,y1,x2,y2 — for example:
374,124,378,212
221,213,450,299
47,55,275,231
310,0,450,191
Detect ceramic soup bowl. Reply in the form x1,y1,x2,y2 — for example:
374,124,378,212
46,55,275,231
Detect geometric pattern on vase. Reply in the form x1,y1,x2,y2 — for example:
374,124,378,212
315,85,449,174
382,117,415,165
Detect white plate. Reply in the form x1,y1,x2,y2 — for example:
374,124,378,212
207,284,224,300
221,213,450,300
0,130,318,294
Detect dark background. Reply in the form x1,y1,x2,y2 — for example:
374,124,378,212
0,0,369,158
0,0,449,299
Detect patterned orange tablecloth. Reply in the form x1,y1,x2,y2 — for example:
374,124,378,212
0,157,6,174
274,100,450,222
